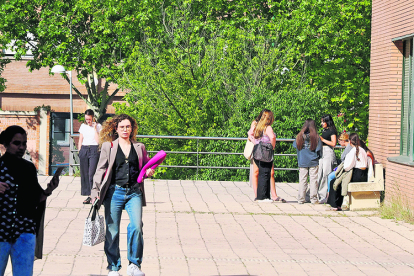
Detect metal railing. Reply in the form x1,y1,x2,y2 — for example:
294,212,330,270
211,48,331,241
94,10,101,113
61,134,343,176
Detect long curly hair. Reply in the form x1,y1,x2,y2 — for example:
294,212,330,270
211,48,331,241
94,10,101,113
99,114,138,148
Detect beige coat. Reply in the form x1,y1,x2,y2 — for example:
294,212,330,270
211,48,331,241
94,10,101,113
91,138,150,208
333,162,353,196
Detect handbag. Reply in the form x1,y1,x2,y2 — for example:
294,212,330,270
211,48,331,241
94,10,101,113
82,204,105,246
243,140,255,160
253,141,274,162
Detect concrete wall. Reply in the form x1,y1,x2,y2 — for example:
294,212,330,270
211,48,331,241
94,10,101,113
369,0,414,207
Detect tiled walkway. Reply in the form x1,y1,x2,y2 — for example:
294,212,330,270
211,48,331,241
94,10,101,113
5,177,414,276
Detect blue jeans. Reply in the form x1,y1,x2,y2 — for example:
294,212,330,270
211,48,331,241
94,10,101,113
327,171,336,193
0,233,36,276
103,185,143,271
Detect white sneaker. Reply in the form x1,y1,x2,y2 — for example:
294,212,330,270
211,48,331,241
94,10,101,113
256,198,273,202
127,263,145,276
108,271,121,276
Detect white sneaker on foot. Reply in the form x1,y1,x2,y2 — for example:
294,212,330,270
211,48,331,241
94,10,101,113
127,263,145,276
108,271,121,276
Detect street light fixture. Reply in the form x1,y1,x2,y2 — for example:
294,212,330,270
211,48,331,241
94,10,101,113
51,64,74,176
51,65,73,135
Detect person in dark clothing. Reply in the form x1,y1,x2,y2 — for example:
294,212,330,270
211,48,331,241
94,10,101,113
293,119,323,204
327,133,368,211
0,125,59,276
91,114,155,276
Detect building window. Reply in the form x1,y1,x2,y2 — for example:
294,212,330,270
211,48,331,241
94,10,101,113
51,113,70,146
401,38,414,159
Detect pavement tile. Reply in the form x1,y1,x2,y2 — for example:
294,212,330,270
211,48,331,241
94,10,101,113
3,178,410,275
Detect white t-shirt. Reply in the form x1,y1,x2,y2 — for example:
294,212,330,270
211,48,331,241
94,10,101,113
79,123,102,146
344,146,368,171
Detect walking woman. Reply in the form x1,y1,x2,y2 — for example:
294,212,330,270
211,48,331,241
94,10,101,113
78,109,101,204
293,119,323,204
317,114,338,203
91,114,154,276
0,126,59,276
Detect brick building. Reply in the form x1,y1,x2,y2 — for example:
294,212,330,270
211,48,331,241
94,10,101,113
369,0,414,208
0,58,126,174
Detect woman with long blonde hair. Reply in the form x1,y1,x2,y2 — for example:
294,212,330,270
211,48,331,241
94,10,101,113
92,114,155,276
248,109,285,202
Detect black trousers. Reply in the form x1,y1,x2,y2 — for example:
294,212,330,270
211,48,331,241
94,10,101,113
328,168,368,208
79,145,99,196
253,158,272,200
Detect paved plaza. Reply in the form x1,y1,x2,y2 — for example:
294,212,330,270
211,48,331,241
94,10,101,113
5,176,414,276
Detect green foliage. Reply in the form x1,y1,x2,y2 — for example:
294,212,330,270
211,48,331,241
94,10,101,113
115,0,361,181
0,33,10,92
34,105,52,113
0,0,143,119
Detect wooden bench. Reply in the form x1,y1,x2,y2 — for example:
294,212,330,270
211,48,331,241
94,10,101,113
347,163,384,210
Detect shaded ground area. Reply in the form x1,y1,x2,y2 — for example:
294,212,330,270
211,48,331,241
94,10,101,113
6,177,414,276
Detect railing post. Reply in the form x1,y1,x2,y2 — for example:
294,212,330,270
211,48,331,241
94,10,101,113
69,135,74,176
196,139,199,180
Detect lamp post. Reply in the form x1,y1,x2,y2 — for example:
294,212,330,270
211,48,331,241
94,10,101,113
51,65,74,175
51,65,73,135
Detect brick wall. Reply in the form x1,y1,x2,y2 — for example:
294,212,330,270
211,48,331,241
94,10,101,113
0,111,50,173
1,59,126,113
369,0,414,207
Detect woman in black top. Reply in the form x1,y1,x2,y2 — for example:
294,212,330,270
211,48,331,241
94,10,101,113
0,126,59,276
317,114,338,203
91,114,155,276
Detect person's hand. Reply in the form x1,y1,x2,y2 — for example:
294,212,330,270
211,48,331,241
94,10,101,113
45,175,59,195
0,182,9,194
320,136,323,141
91,197,100,205
146,168,155,178
92,122,97,129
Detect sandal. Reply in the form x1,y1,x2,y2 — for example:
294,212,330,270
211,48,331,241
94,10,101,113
83,197,92,204
273,196,286,203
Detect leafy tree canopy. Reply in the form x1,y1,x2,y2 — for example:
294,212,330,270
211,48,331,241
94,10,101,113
0,0,147,119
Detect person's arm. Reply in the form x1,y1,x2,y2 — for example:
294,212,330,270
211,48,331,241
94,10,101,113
78,133,83,150
141,144,155,177
93,123,100,144
247,121,256,142
320,134,337,148
343,148,356,171
265,126,276,149
91,143,110,203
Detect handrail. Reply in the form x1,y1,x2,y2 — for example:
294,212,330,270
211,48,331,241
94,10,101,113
64,134,343,176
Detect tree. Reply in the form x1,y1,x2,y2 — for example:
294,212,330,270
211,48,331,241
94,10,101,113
0,0,145,119
116,0,371,181
0,33,10,93
270,0,372,138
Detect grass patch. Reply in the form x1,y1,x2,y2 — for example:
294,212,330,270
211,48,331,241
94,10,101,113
379,194,414,224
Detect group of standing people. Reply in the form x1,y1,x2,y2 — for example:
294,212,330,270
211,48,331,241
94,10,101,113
293,115,376,211
0,112,154,276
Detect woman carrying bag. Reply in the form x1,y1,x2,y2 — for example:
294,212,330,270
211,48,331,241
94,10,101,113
251,110,285,202
91,114,155,276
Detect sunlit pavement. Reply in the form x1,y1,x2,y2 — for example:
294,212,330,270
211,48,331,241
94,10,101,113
5,176,414,276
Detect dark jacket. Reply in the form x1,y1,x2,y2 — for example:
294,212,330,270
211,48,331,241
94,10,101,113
0,153,46,259
293,134,323,168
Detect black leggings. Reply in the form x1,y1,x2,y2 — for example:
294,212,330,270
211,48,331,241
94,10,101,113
253,158,273,200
